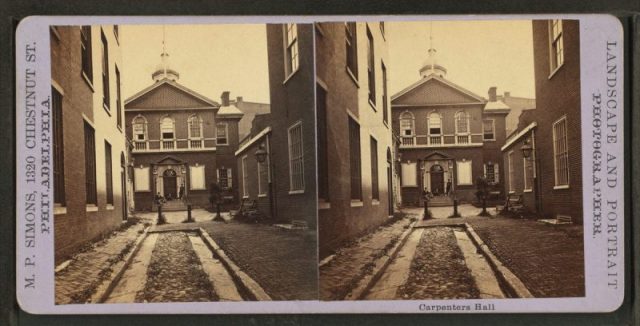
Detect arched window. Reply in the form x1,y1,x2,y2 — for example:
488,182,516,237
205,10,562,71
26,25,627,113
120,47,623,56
160,116,175,140
428,112,442,135
132,116,147,141
399,111,415,136
455,111,470,134
187,115,203,139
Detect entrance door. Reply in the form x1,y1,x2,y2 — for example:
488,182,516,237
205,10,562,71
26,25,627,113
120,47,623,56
430,164,444,195
163,169,177,200
121,169,127,220
387,165,393,216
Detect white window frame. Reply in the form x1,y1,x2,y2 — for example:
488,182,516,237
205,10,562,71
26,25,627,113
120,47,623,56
189,165,206,190
257,159,268,197
427,112,442,135
549,19,564,76
523,157,533,192
483,119,496,141
160,116,175,140
455,111,470,135
217,168,232,190
241,155,249,198
456,160,473,186
508,151,515,193
399,111,415,136
283,23,299,81
134,166,150,192
287,121,305,193
216,123,229,146
552,116,570,189
132,115,147,141
187,114,203,139
484,162,499,184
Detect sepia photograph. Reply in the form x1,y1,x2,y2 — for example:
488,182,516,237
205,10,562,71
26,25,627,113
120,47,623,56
317,20,585,301
51,23,318,304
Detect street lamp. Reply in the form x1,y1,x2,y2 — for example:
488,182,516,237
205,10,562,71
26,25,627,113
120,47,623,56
254,143,275,221
521,141,533,160
255,144,268,163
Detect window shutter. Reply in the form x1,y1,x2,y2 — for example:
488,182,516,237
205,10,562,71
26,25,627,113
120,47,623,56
495,164,500,183
227,168,233,188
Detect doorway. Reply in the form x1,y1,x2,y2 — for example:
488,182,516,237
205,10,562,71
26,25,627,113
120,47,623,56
120,153,127,221
430,164,444,195
163,168,177,200
387,149,393,216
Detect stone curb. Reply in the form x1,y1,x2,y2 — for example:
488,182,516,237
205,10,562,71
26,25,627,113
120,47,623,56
464,223,534,298
94,225,150,303
198,227,272,301
344,219,418,300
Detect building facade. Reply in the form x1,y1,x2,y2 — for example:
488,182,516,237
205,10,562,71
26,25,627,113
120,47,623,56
502,19,582,223
392,48,510,205
51,25,128,263
315,22,394,257
124,53,242,211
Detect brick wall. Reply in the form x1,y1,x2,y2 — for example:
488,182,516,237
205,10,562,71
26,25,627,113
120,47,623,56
532,20,583,223
236,133,273,219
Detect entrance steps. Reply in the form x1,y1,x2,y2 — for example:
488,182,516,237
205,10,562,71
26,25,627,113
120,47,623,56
429,195,453,207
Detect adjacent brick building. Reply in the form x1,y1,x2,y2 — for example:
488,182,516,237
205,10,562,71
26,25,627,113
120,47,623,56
392,46,510,205
51,25,128,263
502,19,582,223
124,51,243,211
316,22,395,257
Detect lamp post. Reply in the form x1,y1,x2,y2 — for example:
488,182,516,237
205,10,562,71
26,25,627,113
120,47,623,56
419,160,431,220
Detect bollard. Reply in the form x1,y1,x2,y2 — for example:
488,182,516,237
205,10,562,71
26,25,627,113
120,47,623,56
423,197,430,220
452,199,461,218
187,204,193,222
157,204,163,225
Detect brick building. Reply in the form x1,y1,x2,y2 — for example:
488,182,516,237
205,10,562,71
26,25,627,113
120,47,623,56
51,25,128,262
236,23,317,228
501,19,582,223
392,46,510,205
124,50,243,211
315,22,395,257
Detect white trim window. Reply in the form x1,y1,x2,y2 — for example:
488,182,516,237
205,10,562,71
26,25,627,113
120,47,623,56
288,121,305,193
132,115,147,141
134,166,150,192
483,119,495,141
455,111,470,144
284,23,299,79
508,151,515,193
549,19,564,73
188,114,203,148
552,116,569,187
189,165,206,190
258,159,268,196
216,123,228,145
217,168,232,190
484,162,499,184
160,116,175,139
456,160,473,186
428,112,442,145
399,111,415,136
241,155,249,198
523,157,534,192
401,162,417,187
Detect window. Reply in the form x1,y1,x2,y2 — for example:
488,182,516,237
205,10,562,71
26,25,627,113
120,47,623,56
101,30,110,109
399,111,415,136
508,151,515,192
258,159,269,196
456,160,472,185
216,123,228,145
524,158,534,191
366,27,376,105
84,121,97,205
483,119,495,140
160,116,174,139
484,163,499,184
345,22,358,79
349,117,362,200
241,156,249,197
549,19,564,73
401,163,417,187
316,84,329,201
455,111,470,144
190,165,206,190
132,116,147,140
288,122,304,192
428,112,442,135
284,23,299,78
52,86,65,205
553,117,569,187
105,141,113,205
188,115,203,138
80,26,93,82
217,168,232,189
370,137,379,200
134,167,150,191
115,66,122,128
382,61,389,124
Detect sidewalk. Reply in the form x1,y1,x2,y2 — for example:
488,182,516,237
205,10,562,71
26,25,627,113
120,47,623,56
55,218,150,304
319,210,419,300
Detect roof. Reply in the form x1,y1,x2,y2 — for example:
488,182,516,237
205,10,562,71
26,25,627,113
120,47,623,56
484,100,511,114
391,75,486,106
502,122,537,151
235,127,272,156
125,79,219,108
217,104,244,118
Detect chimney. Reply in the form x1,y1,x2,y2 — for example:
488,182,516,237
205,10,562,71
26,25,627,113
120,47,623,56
221,91,230,106
236,96,243,105
504,91,511,98
488,87,497,102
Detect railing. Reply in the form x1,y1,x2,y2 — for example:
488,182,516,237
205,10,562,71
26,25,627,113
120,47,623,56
132,138,216,152
400,134,482,148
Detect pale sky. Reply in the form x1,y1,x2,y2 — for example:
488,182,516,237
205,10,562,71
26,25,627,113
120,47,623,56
387,20,535,99
120,24,270,104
